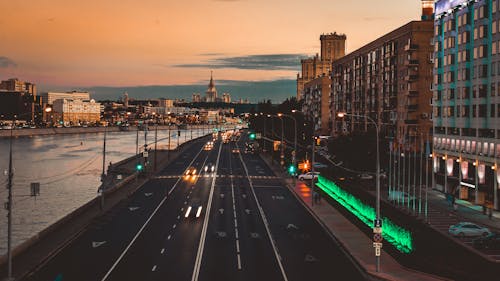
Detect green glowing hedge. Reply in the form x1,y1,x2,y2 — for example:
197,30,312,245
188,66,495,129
316,176,413,253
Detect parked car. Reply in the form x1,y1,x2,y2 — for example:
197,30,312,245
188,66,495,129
472,232,500,250
298,172,320,181
313,162,328,169
448,222,491,238
359,173,374,180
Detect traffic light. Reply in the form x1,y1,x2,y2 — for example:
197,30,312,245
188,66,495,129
136,163,143,171
249,133,256,140
288,164,296,175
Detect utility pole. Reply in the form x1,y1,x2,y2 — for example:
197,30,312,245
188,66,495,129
311,116,316,207
168,123,171,159
6,116,14,280
100,124,107,210
154,123,158,171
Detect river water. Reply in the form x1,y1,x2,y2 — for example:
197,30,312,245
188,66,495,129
0,127,210,255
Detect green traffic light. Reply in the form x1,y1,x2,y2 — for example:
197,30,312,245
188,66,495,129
136,164,143,171
249,133,256,140
288,165,296,174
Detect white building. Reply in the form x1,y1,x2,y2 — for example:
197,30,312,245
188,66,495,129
53,99,101,124
40,91,90,106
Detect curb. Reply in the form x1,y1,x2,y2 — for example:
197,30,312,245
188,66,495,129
257,153,381,281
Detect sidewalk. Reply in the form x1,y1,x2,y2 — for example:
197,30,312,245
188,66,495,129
259,153,448,281
427,189,500,231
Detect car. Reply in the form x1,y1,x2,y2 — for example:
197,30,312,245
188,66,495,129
204,163,215,173
472,232,500,250
359,173,374,180
232,148,240,154
185,199,203,219
185,166,197,179
313,162,328,169
298,172,320,181
448,222,491,238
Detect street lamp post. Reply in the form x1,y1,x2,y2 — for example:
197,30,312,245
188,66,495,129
5,108,51,280
338,112,382,272
277,113,285,166
278,113,298,174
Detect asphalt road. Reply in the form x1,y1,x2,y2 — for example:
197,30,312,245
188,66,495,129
24,131,365,281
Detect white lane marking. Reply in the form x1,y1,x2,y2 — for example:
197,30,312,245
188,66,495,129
161,248,165,254
237,254,242,270
181,208,184,212
100,143,207,281
173,224,177,229
234,219,238,228
191,139,223,281
167,235,172,240
128,207,140,211
230,151,242,271
236,240,240,253
177,215,180,220
144,192,153,197
235,229,239,239
152,265,157,272
236,142,289,281
184,201,187,205
92,241,106,248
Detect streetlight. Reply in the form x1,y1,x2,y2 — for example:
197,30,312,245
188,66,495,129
337,111,382,272
5,107,51,280
277,113,285,166
278,113,298,175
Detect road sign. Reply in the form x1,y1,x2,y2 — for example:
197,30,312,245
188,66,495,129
374,218,382,228
255,133,262,139
373,233,383,243
375,247,381,257
30,182,40,197
373,227,382,234
143,151,149,157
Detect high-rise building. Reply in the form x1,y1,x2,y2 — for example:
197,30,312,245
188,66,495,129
205,71,218,102
40,91,90,106
303,74,331,135
331,16,434,146
192,93,202,103
433,0,500,210
0,78,39,122
222,93,231,103
297,33,346,100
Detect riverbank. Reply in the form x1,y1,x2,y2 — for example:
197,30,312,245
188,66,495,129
0,134,210,280
0,124,238,138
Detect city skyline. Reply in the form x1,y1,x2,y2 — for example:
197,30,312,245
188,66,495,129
1,0,422,92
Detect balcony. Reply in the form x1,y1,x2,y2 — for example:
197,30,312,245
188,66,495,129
404,44,419,51
404,59,419,66
408,90,419,97
405,74,419,82
406,104,418,112
405,119,418,125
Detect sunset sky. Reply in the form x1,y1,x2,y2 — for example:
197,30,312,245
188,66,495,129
1,0,422,94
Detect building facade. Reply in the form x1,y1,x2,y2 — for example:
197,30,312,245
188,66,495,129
331,19,434,148
303,75,332,135
40,91,90,106
205,72,218,102
52,99,101,124
433,0,500,210
0,78,39,122
297,33,346,100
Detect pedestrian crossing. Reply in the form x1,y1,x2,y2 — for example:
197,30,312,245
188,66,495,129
153,174,278,180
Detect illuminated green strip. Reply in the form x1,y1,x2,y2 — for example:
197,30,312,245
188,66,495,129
317,176,413,253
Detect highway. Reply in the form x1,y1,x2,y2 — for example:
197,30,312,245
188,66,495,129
24,131,365,281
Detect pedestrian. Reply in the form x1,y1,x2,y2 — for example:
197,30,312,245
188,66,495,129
453,202,458,212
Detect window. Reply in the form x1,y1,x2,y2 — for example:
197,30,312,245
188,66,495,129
479,104,487,117
494,20,498,34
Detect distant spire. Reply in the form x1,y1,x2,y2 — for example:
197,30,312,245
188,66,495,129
209,70,215,88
